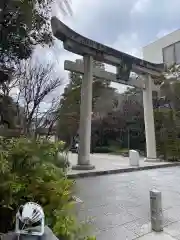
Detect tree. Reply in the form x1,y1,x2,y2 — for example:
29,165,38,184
0,0,72,68
1,59,63,137
57,60,116,145
154,65,180,160
57,73,82,145
96,87,145,151
0,68,23,131
91,87,118,147
0,94,17,129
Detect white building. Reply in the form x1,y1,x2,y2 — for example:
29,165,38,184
143,29,180,67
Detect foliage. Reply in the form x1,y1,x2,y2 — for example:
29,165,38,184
1,0,51,64
91,87,146,152
155,70,180,161
0,137,94,239
0,94,17,128
109,146,129,155
57,72,82,145
16,60,63,136
0,60,63,138
155,109,180,161
93,146,112,153
0,0,72,66
57,60,114,146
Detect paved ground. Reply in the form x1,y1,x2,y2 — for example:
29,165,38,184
68,153,179,178
75,167,180,239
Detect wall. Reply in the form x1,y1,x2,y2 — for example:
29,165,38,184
143,29,180,63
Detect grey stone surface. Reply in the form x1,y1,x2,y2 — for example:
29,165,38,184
72,164,95,170
123,219,151,237
95,225,138,240
68,153,180,179
164,222,180,237
76,167,180,239
137,232,176,239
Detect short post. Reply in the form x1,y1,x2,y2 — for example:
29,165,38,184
129,150,139,167
150,189,163,232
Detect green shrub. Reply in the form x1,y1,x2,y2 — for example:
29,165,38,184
155,109,180,161
93,146,112,153
108,146,128,154
0,137,94,240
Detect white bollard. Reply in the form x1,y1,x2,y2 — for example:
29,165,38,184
129,150,139,167
150,189,163,232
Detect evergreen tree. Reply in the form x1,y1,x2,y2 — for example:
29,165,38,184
0,0,72,68
57,60,114,145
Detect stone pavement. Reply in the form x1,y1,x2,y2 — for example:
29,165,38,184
75,167,180,239
138,232,178,239
68,153,180,178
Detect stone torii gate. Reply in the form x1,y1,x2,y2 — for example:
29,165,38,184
51,16,164,170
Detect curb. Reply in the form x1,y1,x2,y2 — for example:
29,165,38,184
67,162,180,179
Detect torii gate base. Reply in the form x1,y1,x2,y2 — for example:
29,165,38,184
71,56,157,170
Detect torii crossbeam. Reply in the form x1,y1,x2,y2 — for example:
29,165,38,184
64,60,160,91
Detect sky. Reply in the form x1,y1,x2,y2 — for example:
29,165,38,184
33,0,180,95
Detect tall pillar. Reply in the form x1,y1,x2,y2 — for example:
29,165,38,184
72,55,95,170
143,74,157,161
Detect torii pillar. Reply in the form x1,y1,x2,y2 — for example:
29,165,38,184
143,74,157,161
72,55,95,170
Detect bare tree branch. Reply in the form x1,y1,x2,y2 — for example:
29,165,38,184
8,59,64,137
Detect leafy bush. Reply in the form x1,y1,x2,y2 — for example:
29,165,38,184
108,146,129,155
93,146,112,153
93,146,130,156
155,109,180,161
0,137,94,239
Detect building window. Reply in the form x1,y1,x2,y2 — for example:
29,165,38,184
163,44,175,67
175,41,180,64
163,41,180,68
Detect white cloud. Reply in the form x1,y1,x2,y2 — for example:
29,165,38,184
131,0,150,14
112,32,142,58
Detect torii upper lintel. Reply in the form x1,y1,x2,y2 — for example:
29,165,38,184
51,16,164,80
